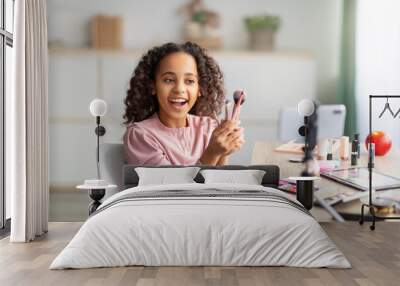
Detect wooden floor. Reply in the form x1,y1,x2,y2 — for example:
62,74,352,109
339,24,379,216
0,222,399,286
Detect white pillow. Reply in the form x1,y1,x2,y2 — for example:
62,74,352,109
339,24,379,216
135,167,200,186
200,169,266,185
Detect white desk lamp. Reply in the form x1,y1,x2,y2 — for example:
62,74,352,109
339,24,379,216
89,99,107,180
289,99,320,210
77,99,116,215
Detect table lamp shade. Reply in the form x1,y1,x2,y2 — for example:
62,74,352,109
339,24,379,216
297,99,315,117
90,99,107,117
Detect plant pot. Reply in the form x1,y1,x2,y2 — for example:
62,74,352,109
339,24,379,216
249,28,275,51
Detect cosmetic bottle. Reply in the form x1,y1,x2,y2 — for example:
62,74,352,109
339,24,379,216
354,133,360,158
327,139,333,160
351,139,358,166
339,136,349,161
317,139,328,160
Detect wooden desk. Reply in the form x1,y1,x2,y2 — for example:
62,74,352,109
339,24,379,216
252,141,400,220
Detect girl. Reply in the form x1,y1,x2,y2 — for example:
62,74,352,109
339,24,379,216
123,42,244,166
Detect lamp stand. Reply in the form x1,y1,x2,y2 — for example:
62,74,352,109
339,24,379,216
86,116,106,215
296,103,318,210
94,116,106,179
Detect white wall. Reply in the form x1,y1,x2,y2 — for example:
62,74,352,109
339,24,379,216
47,0,342,103
47,0,343,187
356,0,400,151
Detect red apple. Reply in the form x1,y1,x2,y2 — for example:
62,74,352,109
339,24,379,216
365,131,392,156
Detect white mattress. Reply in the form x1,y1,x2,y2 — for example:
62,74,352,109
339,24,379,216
50,183,351,269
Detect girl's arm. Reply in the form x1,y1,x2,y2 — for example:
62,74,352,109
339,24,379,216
198,149,221,165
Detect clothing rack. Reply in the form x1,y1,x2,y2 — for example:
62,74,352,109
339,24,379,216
360,95,400,230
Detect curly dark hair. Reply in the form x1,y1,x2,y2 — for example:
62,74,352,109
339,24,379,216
123,42,225,124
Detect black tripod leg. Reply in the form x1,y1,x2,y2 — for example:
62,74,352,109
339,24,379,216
359,204,365,225
370,206,376,231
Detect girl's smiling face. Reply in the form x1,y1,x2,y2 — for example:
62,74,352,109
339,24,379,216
154,52,200,128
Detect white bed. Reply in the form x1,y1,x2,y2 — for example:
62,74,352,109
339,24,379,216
50,183,351,269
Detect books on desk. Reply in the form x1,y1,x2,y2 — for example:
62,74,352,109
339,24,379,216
274,140,319,155
278,179,319,194
275,141,305,154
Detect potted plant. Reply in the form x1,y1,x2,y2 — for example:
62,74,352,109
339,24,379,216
244,14,281,51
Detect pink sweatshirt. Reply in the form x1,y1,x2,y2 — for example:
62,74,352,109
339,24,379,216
123,113,218,166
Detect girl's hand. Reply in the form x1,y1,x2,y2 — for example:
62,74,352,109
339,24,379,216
200,120,245,165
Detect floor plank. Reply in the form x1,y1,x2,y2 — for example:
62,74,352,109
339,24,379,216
0,222,399,286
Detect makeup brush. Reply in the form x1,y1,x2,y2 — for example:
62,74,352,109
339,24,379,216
231,89,246,121
233,89,246,105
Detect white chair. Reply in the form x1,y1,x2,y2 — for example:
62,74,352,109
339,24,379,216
278,104,346,142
